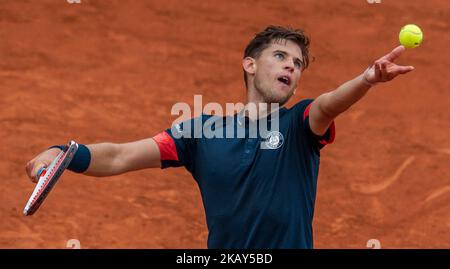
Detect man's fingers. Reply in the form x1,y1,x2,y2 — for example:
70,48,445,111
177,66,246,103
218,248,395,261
394,65,415,75
383,45,406,62
30,162,46,183
374,63,381,82
369,47,413,83
378,61,389,81
25,160,35,180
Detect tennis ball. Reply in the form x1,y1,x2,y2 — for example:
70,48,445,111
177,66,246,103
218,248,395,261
399,24,423,49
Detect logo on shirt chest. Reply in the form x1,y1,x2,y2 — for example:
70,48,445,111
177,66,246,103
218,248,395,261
261,131,284,149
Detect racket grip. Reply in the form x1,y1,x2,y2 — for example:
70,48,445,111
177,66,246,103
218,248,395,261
37,166,47,179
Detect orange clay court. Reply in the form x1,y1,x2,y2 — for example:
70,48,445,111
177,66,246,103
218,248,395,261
0,0,449,248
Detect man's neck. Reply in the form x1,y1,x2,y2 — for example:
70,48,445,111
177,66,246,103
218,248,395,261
242,101,282,121
244,84,283,120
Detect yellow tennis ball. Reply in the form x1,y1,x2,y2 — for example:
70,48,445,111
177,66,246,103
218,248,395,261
399,24,423,48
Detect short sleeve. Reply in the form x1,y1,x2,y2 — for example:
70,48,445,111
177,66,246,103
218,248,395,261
152,117,200,172
292,99,336,151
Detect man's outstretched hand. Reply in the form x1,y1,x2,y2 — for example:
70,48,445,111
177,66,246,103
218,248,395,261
363,45,415,85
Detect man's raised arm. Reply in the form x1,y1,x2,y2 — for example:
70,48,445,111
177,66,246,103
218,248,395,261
308,45,415,136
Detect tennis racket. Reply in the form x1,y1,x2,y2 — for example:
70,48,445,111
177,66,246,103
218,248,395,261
23,140,78,216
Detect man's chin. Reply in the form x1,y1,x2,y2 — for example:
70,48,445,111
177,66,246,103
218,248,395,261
256,86,293,106
265,92,293,106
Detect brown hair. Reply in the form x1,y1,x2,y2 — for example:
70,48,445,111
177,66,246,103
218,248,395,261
243,25,311,87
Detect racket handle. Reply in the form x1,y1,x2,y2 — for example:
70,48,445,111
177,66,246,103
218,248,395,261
37,166,47,179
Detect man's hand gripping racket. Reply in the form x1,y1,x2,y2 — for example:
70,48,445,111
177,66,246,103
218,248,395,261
23,141,78,216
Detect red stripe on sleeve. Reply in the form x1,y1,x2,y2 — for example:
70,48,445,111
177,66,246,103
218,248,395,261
303,102,336,145
152,131,179,161
303,103,312,121
319,121,336,145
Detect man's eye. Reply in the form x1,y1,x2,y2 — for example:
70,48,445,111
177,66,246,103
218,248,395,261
275,53,284,60
295,61,302,69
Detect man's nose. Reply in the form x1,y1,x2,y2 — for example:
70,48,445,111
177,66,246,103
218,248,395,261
283,61,295,72
284,64,294,73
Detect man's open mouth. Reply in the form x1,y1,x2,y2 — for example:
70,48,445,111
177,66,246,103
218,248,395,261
277,75,291,86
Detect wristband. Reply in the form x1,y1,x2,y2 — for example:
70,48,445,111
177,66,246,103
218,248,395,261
48,144,91,173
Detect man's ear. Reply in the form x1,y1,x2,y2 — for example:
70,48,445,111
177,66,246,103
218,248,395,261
242,57,256,76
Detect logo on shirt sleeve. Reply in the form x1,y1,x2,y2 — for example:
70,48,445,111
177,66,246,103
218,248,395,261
261,131,284,149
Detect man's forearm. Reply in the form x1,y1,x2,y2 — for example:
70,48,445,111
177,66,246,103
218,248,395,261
84,143,122,177
309,46,413,136
318,73,372,118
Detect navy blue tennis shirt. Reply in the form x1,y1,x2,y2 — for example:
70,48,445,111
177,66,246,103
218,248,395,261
153,99,335,249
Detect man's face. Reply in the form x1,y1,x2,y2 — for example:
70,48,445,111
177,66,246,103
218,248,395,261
248,39,304,106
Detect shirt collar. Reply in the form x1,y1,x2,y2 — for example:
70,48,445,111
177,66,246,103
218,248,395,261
236,105,286,126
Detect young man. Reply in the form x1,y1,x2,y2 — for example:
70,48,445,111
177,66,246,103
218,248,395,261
25,26,414,248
